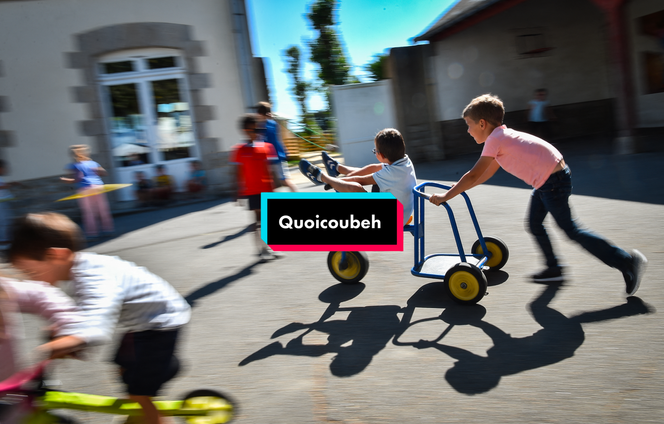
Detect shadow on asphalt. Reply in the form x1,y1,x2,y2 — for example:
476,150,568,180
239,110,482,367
239,283,404,377
86,198,231,249
185,259,262,307
201,224,253,249
486,270,509,286
405,283,654,394
239,281,653,391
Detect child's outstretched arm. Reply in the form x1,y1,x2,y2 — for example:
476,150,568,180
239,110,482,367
430,156,499,205
1,279,87,358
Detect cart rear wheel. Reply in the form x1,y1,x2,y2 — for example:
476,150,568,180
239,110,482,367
327,251,369,284
181,389,235,423
444,263,487,304
472,236,509,271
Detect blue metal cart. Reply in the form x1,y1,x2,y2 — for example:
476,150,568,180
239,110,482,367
327,181,509,305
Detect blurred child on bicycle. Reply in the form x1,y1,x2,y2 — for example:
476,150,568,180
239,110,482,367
8,212,191,424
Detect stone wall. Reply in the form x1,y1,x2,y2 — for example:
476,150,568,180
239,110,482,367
439,98,617,157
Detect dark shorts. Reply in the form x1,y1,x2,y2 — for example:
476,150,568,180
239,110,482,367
113,328,181,397
245,194,261,211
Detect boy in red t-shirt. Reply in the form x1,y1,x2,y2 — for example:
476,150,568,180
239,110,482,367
231,114,279,261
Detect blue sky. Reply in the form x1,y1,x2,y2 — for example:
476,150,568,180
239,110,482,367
246,0,457,121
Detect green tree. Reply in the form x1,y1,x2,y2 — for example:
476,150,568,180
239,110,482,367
365,53,389,82
283,45,310,121
307,0,352,87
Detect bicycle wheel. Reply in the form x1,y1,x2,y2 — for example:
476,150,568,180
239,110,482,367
327,251,369,284
181,389,235,424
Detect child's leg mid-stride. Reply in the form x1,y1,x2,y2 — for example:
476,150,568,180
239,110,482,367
528,166,646,294
114,330,181,424
249,195,281,261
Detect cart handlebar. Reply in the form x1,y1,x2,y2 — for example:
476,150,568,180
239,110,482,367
413,181,454,203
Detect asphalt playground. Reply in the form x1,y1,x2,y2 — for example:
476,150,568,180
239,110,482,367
13,142,664,423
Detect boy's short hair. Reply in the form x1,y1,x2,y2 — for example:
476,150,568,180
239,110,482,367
240,113,258,130
256,102,271,116
155,164,166,171
374,128,405,163
462,94,505,127
8,212,84,261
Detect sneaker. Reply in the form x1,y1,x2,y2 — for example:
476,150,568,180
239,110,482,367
321,151,340,177
624,249,647,296
532,267,564,283
266,247,285,259
258,249,274,262
298,159,324,185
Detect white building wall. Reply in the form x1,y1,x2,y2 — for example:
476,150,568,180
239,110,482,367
432,0,609,121
331,81,398,168
0,0,247,182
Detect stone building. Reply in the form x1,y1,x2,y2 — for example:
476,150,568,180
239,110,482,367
388,0,664,160
0,0,268,215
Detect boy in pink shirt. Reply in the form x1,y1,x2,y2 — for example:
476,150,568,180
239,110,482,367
429,94,647,294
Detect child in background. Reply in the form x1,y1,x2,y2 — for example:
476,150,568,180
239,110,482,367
9,212,192,424
429,94,646,294
255,102,297,192
152,164,174,202
527,88,555,139
62,144,114,239
186,160,207,198
230,114,279,261
134,170,153,206
299,128,418,226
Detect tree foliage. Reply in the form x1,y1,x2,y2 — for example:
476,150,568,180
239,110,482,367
283,45,310,120
365,53,389,82
307,0,352,87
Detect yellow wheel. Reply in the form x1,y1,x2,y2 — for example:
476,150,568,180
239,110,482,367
444,263,487,305
182,389,235,424
327,251,369,284
472,236,509,271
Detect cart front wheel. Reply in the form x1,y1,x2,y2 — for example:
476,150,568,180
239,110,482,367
472,236,509,271
444,263,487,304
181,389,236,423
327,251,369,284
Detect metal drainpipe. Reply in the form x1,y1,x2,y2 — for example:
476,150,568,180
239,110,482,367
230,0,256,111
589,0,637,153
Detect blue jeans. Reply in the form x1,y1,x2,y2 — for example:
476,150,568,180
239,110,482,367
528,165,631,271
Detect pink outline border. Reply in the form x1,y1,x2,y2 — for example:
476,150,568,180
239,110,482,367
269,203,404,252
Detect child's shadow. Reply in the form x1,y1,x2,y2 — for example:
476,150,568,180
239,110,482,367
201,224,253,249
411,284,654,394
239,283,402,377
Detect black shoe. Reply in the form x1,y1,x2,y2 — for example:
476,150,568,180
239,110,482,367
624,249,647,296
532,267,564,283
298,159,324,185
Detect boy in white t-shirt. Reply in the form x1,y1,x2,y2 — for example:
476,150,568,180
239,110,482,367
429,94,647,295
299,128,417,225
